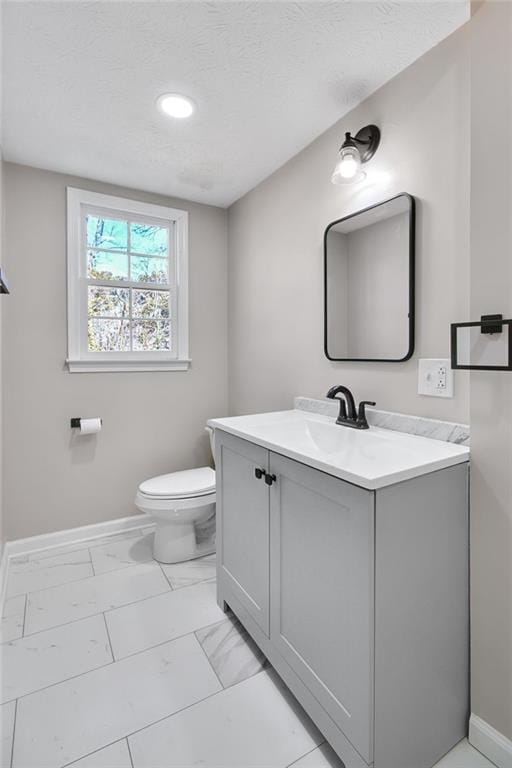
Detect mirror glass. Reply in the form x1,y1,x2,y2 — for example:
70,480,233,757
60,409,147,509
324,193,414,362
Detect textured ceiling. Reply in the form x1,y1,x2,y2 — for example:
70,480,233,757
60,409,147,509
2,1,469,207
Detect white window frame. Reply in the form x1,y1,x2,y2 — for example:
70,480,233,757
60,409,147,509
66,187,189,373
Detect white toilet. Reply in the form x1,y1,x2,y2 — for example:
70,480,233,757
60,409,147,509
135,427,216,564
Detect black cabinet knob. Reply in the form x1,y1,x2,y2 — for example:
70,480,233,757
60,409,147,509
254,468,265,480
265,473,277,486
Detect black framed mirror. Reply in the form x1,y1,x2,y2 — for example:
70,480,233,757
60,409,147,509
324,193,415,362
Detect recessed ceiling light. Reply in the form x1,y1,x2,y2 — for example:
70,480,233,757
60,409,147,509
157,93,195,119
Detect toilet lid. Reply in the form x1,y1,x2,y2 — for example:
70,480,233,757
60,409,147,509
139,467,216,499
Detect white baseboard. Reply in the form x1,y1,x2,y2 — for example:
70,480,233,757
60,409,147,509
4,513,152,560
470,714,512,768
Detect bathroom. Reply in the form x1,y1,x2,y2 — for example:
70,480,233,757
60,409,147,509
0,1,511,767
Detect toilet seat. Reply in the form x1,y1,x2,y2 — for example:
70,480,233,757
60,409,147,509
138,467,215,500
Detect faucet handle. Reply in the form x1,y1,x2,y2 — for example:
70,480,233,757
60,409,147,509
357,401,376,428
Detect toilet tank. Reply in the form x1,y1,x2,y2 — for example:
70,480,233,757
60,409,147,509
205,426,215,464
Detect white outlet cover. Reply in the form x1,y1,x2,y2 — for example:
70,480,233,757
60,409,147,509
418,358,454,398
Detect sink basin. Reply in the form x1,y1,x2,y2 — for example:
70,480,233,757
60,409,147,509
208,409,469,489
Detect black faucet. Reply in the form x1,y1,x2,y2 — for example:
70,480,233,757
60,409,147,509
326,385,376,430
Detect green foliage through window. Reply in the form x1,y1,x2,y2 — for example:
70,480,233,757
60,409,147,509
86,213,171,352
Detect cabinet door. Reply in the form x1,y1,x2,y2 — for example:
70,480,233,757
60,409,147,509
216,431,270,635
269,452,375,763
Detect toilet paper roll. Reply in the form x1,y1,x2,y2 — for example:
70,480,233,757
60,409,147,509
79,418,102,435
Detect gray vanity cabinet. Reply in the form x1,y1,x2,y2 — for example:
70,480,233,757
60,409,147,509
216,431,270,635
215,429,469,768
269,451,374,761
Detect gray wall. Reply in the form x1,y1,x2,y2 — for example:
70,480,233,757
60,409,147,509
228,26,470,422
469,1,512,742
0,155,4,557
3,164,228,540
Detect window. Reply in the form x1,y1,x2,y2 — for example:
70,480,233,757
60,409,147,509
67,188,189,372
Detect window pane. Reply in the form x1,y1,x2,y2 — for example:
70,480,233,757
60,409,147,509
132,289,169,319
87,216,127,251
132,320,170,351
130,223,168,255
88,287,129,318
88,250,129,281
88,319,130,351
131,256,168,284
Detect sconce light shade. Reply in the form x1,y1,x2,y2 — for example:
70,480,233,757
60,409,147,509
332,125,381,186
331,144,364,184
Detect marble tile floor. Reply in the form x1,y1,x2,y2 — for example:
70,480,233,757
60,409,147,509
1,526,496,768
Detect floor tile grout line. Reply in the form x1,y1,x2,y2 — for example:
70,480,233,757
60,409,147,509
168,576,215,591
10,549,94,571
9,546,162,599
61,668,268,768
7,530,152,583
89,547,97,577
1,656,117,707
9,566,215,643
60,736,131,768
22,575,173,637
117,669,269,748
7,568,214,643
9,698,18,768
103,611,232,664
125,736,135,768
194,627,227,691
20,575,214,640
12,587,173,644
157,562,174,590
88,555,160,579
10,545,210,606
16,528,151,564
102,612,115,662
286,741,328,768
3,611,232,705
194,614,232,638
9,548,87,565
21,594,27,639
7,565,96,601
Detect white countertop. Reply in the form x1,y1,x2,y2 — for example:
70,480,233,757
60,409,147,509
208,409,470,490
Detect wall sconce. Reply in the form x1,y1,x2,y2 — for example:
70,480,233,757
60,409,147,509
331,124,381,185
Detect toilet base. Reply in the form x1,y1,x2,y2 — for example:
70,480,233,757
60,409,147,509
153,520,194,563
135,487,216,565
153,521,214,564
150,505,216,564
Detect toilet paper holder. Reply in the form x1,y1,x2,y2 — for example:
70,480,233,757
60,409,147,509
70,417,103,428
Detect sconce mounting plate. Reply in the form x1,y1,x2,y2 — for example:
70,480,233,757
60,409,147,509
480,314,503,335
354,124,381,163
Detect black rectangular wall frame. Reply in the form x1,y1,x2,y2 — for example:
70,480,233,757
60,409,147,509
451,318,512,371
323,192,415,363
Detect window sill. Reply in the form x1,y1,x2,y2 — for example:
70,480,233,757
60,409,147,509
66,358,191,373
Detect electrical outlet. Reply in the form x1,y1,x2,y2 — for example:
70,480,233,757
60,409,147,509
418,359,454,398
